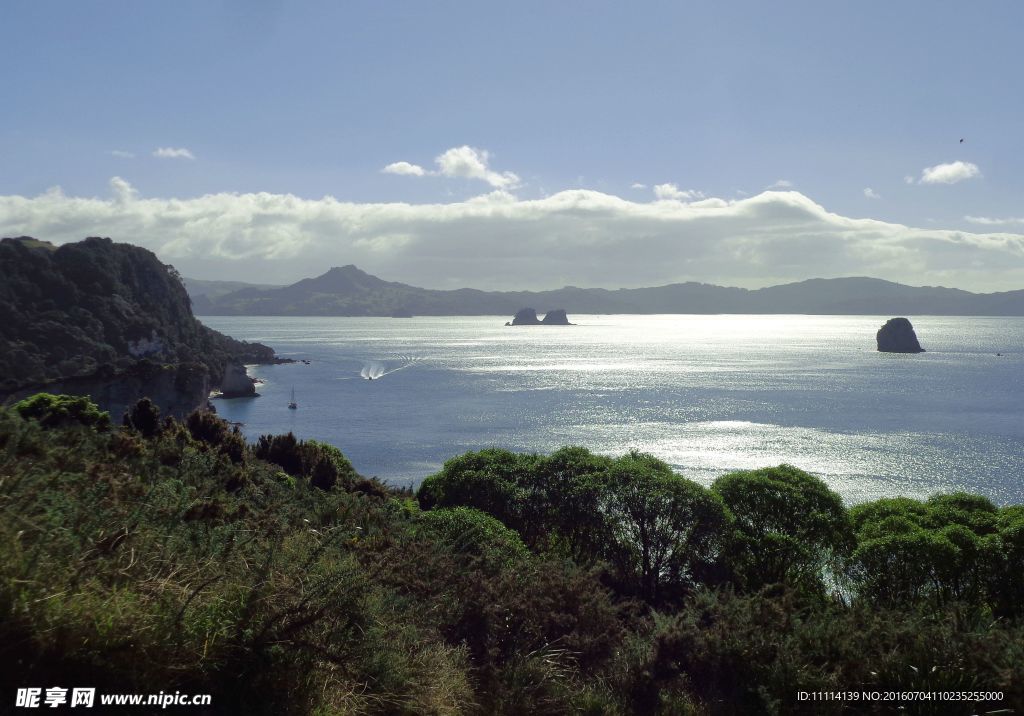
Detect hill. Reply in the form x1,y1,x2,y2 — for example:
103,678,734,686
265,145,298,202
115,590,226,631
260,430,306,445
0,236,282,416
192,265,1024,316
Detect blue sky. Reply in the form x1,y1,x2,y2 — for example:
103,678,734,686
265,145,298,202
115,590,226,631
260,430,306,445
2,1,1023,290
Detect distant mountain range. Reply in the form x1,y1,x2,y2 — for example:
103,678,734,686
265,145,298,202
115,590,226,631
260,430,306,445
187,266,1024,317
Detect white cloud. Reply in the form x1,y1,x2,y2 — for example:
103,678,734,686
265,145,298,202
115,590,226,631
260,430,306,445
965,215,1024,226
904,175,916,185
767,179,793,189
381,145,520,189
109,176,137,203
653,183,705,201
153,147,196,160
110,150,135,159
919,161,980,185
863,187,881,199
382,161,426,176
3,181,1024,292
434,146,520,189
630,182,646,189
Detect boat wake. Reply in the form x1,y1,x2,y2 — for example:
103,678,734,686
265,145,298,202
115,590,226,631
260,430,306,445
358,355,422,380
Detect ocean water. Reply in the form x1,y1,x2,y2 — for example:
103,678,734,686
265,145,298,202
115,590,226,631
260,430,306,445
198,315,1024,505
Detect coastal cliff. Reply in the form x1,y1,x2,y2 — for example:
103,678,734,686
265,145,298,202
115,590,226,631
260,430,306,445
0,236,281,417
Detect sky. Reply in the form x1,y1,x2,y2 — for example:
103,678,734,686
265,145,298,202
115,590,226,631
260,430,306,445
2,0,1024,292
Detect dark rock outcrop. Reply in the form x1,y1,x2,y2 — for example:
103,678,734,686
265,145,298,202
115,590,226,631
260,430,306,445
219,363,258,398
510,308,542,325
541,309,572,325
877,317,924,353
508,308,573,326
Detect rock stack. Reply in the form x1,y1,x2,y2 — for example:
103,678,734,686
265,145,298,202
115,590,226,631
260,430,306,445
876,317,924,353
507,308,573,326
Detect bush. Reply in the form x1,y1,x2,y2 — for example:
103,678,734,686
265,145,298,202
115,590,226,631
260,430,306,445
419,506,529,566
12,392,111,431
122,396,162,437
253,433,357,491
417,448,540,535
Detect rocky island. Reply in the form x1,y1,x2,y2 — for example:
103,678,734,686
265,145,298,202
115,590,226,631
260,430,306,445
506,308,574,325
876,317,925,353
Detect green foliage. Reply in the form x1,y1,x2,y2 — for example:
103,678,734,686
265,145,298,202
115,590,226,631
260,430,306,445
419,506,529,566
0,405,472,714
603,452,731,604
12,392,111,431
2,404,1023,714
253,433,357,491
627,589,1021,715
712,465,853,593
185,409,246,463
122,396,162,437
417,448,540,536
848,493,1012,611
531,446,614,561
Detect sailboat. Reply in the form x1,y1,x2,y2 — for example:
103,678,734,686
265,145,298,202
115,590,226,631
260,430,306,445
288,387,298,410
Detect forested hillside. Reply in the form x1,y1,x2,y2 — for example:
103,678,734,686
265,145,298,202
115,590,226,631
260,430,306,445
2,396,1021,714
0,236,276,398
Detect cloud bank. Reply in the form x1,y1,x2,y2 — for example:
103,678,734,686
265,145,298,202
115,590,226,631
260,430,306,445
2,179,1024,292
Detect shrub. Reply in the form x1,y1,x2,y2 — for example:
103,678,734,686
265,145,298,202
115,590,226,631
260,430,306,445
12,392,110,431
122,397,162,437
419,506,528,566
253,434,357,490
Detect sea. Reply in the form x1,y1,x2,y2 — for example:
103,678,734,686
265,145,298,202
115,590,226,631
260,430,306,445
198,315,1024,505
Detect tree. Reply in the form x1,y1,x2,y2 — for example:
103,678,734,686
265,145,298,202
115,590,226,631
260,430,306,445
849,494,1007,609
530,446,613,561
992,506,1024,617
712,465,853,593
416,449,539,536
603,451,732,603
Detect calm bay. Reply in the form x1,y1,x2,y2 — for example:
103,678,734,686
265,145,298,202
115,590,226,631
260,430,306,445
199,314,1024,504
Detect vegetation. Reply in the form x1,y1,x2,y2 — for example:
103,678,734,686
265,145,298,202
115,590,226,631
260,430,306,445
2,398,1022,714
